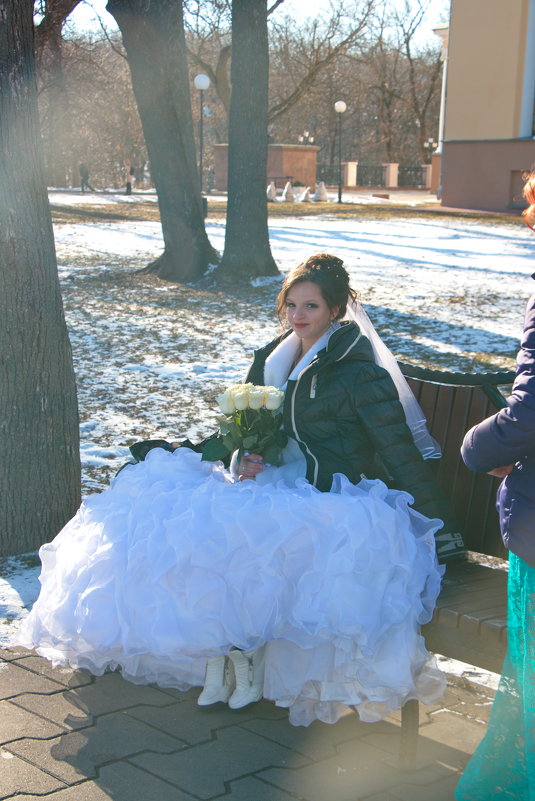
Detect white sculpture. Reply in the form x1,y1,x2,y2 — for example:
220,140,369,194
298,186,312,202
281,181,295,202
266,181,277,201
312,181,329,201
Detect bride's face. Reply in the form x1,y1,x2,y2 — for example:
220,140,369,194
284,281,337,350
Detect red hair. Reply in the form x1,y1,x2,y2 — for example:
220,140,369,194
522,172,535,229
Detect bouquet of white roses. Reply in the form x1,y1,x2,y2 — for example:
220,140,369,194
201,383,288,465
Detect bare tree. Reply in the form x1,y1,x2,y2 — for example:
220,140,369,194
38,34,149,188
0,0,81,556
184,0,375,128
34,0,83,186
32,0,443,204
218,0,278,278
106,0,218,282
310,3,442,167
268,1,374,124
393,0,443,162
184,1,233,114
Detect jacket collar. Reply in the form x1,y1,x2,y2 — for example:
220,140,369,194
318,321,374,366
255,321,374,373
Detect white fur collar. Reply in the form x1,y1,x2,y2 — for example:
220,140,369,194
264,323,340,389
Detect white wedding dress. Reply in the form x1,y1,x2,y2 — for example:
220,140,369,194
17,329,446,727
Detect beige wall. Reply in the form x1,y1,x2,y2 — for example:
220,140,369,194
268,145,320,187
213,144,319,191
446,0,531,140
441,140,535,211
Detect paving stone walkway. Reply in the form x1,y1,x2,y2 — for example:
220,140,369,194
0,645,493,801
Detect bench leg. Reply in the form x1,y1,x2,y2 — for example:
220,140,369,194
399,699,419,767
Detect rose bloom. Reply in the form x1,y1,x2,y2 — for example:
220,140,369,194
248,387,265,410
265,387,284,411
232,387,250,410
216,390,235,414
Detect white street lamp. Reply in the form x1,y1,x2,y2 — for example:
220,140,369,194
334,100,347,203
194,73,210,193
298,130,315,145
424,136,438,163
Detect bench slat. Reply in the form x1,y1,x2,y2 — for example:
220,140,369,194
401,366,513,558
424,561,508,672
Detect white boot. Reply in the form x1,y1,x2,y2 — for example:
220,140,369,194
197,655,234,706
228,647,266,709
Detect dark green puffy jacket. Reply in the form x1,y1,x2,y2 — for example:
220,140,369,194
247,322,464,562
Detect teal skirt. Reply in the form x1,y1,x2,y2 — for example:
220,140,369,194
455,553,535,800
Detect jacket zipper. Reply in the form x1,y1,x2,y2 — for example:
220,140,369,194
291,364,320,486
290,328,362,487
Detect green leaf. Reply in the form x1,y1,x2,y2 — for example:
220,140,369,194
275,431,289,447
242,435,258,449
201,438,230,462
255,434,271,451
222,434,237,450
228,421,241,440
262,445,282,465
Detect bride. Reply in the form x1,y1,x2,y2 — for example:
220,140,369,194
17,253,464,727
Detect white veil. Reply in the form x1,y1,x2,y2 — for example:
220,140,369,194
344,300,441,460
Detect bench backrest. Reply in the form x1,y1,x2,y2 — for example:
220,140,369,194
399,363,516,558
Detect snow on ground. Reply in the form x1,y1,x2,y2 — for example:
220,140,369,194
2,194,534,675
53,212,534,483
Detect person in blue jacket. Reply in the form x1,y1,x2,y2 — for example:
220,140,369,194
456,173,535,801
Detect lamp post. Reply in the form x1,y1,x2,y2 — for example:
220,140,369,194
298,130,315,145
424,136,438,163
334,100,347,203
194,73,210,193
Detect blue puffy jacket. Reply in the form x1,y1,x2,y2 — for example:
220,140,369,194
461,293,535,566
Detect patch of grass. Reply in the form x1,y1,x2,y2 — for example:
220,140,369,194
50,198,524,227
265,201,521,225
50,202,162,224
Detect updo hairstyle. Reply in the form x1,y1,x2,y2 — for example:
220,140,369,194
523,171,535,229
276,253,359,324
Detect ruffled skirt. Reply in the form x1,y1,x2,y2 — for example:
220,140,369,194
17,447,445,726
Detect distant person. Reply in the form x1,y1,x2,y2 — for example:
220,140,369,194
79,163,93,193
455,172,535,801
125,161,136,195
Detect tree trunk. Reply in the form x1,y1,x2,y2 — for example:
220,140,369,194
107,0,218,282
0,0,81,556
218,0,279,278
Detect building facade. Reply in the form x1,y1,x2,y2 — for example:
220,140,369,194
441,0,535,211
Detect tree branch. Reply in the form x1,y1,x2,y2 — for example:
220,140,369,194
35,0,82,54
93,5,128,59
268,8,372,122
267,0,286,16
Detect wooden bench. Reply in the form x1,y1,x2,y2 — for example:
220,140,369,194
396,363,516,765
